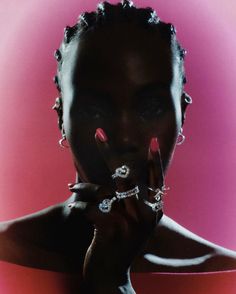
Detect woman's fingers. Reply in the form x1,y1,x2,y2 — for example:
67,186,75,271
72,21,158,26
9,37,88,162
95,128,135,189
95,128,141,217
68,182,118,220
68,182,112,203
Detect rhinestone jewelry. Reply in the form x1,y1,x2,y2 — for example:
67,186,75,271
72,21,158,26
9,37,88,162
115,185,139,200
145,185,169,212
148,187,165,201
112,165,130,179
98,196,117,213
143,199,164,212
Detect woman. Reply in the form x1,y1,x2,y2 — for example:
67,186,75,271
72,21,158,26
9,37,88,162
0,0,236,293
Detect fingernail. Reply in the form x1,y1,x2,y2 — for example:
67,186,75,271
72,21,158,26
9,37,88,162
68,183,74,187
150,137,159,153
95,128,108,142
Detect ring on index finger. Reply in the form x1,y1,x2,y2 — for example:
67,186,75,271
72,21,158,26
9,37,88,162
111,165,130,179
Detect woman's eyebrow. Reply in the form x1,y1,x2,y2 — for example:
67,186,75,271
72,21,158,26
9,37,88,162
78,88,111,101
135,82,170,97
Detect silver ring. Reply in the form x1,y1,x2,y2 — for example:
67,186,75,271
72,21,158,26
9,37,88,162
148,187,164,200
148,186,169,200
184,95,192,104
115,185,139,200
143,199,164,212
111,165,130,179
98,196,117,213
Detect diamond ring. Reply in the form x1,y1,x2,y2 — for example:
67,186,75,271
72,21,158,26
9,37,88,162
98,196,117,213
143,199,164,212
111,165,130,179
115,185,139,200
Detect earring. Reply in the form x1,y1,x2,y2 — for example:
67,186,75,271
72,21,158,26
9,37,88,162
59,128,69,148
183,92,192,104
176,128,185,145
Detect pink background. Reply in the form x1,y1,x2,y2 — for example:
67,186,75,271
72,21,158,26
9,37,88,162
0,0,236,248
0,0,236,292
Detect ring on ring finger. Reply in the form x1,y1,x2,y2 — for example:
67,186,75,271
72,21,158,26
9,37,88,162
98,196,117,213
143,199,164,212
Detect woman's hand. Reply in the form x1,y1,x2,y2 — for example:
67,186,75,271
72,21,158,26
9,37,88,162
68,129,166,293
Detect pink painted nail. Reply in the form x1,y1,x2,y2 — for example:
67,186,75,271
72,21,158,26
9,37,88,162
95,128,108,142
150,137,159,153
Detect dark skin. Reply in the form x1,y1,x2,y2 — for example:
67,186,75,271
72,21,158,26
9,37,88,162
0,21,236,292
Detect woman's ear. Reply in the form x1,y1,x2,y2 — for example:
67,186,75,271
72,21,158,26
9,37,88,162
52,96,63,132
181,91,192,126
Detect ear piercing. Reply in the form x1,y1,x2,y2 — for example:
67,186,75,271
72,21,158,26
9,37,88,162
184,93,192,104
176,128,185,145
54,49,62,62
59,126,69,148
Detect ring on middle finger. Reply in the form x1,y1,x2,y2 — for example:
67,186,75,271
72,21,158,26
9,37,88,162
115,185,140,200
111,165,130,179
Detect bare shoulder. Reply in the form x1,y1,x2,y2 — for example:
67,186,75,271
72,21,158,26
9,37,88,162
131,214,236,273
0,194,93,273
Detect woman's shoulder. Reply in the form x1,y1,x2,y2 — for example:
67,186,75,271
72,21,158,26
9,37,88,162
0,196,90,273
132,214,236,273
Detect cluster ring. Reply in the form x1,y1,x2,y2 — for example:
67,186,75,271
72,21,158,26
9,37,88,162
115,185,139,200
111,165,130,179
98,185,140,213
98,196,117,213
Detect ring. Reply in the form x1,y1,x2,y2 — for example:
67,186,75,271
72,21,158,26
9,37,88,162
148,187,165,201
98,196,117,213
111,165,130,179
143,199,164,212
148,186,170,199
115,185,139,200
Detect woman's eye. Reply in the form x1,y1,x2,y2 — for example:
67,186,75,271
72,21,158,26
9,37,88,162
138,100,165,119
78,106,107,119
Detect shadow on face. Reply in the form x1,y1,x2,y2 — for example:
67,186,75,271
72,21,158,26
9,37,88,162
60,22,184,187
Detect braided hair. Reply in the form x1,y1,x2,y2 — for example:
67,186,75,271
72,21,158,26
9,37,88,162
52,0,187,131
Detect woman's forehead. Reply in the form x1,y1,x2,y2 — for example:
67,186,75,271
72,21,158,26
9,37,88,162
62,24,176,90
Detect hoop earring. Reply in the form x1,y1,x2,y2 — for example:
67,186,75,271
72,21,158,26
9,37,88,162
176,128,185,145
59,133,69,148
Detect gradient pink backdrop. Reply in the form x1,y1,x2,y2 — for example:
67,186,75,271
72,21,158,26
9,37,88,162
0,0,236,292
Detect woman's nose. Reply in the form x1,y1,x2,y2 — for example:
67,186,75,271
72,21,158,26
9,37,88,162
112,111,139,155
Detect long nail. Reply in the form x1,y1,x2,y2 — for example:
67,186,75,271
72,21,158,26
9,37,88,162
95,128,108,142
68,183,74,187
150,137,159,153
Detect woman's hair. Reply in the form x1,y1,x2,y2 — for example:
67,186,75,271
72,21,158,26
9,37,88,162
52,0,187,131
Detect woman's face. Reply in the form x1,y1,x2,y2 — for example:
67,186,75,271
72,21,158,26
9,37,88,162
60,23,184,188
